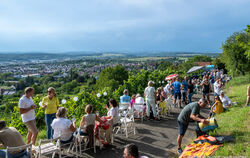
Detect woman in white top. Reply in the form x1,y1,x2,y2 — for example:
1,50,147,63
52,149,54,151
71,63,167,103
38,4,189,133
51,107,76,143
219,91,232,109
79,104,103,135
100,98,119,145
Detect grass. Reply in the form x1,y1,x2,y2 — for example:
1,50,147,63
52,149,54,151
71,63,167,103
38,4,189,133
210,73,250,156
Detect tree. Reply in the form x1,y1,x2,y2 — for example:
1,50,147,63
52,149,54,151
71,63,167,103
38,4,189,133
212,58,226,71
221,27,250,76
95,65,128,91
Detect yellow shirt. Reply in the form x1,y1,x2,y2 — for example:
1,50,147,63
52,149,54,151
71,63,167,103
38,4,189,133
42,96,59,114
213,101,223,114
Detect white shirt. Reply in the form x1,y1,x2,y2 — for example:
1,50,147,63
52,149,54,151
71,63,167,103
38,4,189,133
214,81,221,94
144,86,155,100
51,118,73,141
18,95,35,123
107,107,119,124
220,95,232,108
135,97,144,104
164,84,170,94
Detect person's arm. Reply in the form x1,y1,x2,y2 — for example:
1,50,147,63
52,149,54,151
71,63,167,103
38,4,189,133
211,103,216,112
69,121,76,132
19,106,35,114
105,104,110,111
96,115,103,124
190,114,208,123
80,116,85,127
41,97,47,109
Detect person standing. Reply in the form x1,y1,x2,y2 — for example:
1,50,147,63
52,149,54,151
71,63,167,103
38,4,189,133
181,76,189,105
201,78,212,105
172,78,182,108
214,78,222,96
176,99,209,154
41,87,59,139
187,80,194,103
19,87,38,145
144,81,157,120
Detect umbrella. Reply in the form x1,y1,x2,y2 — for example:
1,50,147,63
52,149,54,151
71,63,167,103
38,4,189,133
165,74,178,80
187,66,204,74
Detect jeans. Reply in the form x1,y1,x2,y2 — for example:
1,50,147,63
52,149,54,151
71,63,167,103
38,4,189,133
45,113,56,139
146,99,156,117
182,91,187,102
0,149,30,158
188,93,193,103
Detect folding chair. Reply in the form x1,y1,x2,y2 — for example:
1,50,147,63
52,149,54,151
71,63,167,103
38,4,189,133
75,124,98,155
119,103,130,117
133,103,145,122
6,144,32,158
33,138,61,158
165,98,173,116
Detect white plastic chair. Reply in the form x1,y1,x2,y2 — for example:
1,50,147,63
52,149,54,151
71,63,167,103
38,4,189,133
118,107,136,138
33,138,61,158
133,103,145,122
75,124,98,155
6,144,32,158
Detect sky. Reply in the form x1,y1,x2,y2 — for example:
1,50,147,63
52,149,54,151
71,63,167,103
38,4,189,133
0,0,249,53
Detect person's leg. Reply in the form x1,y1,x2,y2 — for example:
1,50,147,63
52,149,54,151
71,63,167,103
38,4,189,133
150,100,157,118
174,93,177,106
30,120,38,145
178,93,182,108
51,113,56,138
177,135,184,149
246,96,250,106
146,99,151,117
177,121,188,151
45,114,50,139
206,94,210,105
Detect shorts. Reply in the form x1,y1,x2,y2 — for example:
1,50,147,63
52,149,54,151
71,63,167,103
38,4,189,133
174,92,181,99
177,121,188,136
24,119,38,134
202,92,209,96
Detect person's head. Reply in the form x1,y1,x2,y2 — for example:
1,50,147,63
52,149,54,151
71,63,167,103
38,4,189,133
85,104,93,114
0,120,6,130
220,91,225,97
198,98,208,108
123,144,139,158
48,87,56,97
25,87,34,97
214,95,222,103
156,87,161,94
131,94,136,100
184,76,188,81
148,81,153,87
124,89,129,95
136,94,141,98
56,107,67,118
109,98,118,108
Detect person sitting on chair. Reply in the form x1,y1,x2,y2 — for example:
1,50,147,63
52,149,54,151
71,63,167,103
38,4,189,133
51,107,76,144
0,120,30,158
120,89,131,103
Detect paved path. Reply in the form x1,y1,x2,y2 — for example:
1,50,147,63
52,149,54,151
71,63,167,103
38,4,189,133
78,93,212,158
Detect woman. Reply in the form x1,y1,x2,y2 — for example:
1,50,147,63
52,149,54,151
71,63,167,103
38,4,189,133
130,94,136,108
219,91,232,110
201,79,211,105
80,104,103,135
41,87,59,139
209,96,223,118
101,98,119,145
51,107,76,143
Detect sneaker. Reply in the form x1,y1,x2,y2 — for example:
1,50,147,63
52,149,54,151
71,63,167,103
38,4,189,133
177,148,183,155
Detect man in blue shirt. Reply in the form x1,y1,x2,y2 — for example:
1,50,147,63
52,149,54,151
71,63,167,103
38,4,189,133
120,89,131,103
182,76,189,105
172,78,182,108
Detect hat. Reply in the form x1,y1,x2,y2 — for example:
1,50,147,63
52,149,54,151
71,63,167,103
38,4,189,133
220,91,224,95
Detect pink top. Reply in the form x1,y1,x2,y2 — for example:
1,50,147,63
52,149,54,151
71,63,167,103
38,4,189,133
130,99,135,108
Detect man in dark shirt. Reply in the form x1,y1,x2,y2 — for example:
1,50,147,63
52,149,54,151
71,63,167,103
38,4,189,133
176,99,209,154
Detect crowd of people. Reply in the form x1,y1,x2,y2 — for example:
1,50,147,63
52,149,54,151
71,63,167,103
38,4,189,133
0,68,238,157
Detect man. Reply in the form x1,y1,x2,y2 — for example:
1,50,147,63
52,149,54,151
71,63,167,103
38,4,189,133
176,98,209,154
214,78,222,96
181,76,189,105
123,144,148,158
0,120,29,158
171,78,182,108
19,87,38,145
120,89,131,103
144,81,157,120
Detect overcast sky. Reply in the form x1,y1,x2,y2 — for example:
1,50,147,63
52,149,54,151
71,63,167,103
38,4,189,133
0,0,249,53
